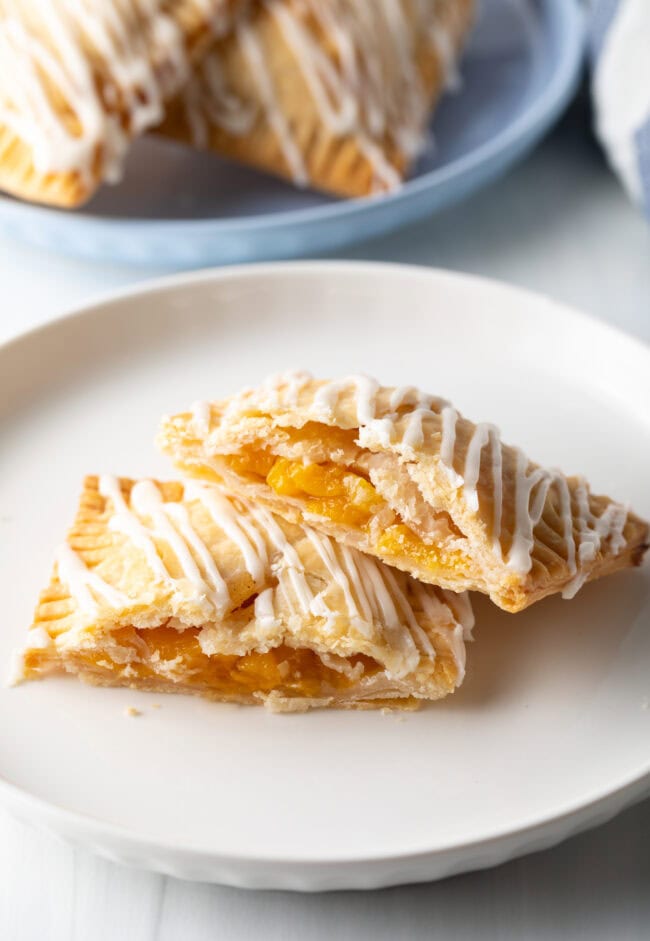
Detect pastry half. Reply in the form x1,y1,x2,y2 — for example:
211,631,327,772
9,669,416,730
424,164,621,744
158,0,475,197
158,373,649,613
16,475,473,711
0,0,242,207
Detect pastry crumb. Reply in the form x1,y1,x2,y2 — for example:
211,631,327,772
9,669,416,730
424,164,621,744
381,708,407,722
124,706,141,718
381,707,406,720
151,703,161,709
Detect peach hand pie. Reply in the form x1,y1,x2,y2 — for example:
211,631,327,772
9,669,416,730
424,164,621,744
159,0,475,197
16,475,474,711
158,373,649,613
0,0,242,207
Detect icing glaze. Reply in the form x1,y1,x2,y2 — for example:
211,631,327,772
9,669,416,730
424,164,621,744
253,585,280,633
190,399,211,436
184,479,268,583
99,474,174,584
238,19,308,185
55,543,130,615
157,498,231,615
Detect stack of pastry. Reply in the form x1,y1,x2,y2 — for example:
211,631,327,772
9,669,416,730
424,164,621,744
16,373,648,712
0,0,476,206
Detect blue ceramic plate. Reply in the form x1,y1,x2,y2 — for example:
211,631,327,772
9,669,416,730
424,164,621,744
0,0,583,267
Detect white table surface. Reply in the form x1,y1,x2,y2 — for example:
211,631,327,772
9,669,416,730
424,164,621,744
1,102,649,940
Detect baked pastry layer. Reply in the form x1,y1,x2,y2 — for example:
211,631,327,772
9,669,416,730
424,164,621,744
0,0,242,207
16,475,473,711
158,0,475,197
158,372,649,613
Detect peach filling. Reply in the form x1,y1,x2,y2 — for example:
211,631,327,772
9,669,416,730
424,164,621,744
266,458,384,527
376,525,470,576
35,625,380,698
223,450,471,577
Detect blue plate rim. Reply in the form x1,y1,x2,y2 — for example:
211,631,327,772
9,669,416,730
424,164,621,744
0,0,584,238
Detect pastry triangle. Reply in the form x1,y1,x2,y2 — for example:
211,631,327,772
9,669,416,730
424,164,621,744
0,0,242,207
158,0,475,197
158,372,649,613
16,475,473,711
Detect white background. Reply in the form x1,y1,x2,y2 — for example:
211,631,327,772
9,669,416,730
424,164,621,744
1,102,649,938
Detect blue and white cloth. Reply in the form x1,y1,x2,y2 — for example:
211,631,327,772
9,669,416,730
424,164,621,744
589,0,650,218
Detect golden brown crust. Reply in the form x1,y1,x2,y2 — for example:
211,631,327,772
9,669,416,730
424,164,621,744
158,374,649,612
158,0,475,197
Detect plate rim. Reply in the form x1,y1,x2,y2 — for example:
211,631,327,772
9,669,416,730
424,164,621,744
1,259,649,887
0,728,648,866
0,257,646,368
0,0,585,258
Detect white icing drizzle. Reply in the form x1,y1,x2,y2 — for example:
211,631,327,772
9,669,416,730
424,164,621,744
366,417,395,449
402,408,429,451
182,0,462,190
561,482,629,599
304,528,367,631
389,386,415,411
270,3,357,136
190,400,211,437
98,476,230,615
462,422,492,512
185,53,257,141
131,481,207,587
338,544,375,628
356,555,399,631
185,480,267,583
242,371,632,586
282,369,312,407
313,374,379,424
489,426,503,548
506,456,549,572
246,502,315,616
595,502,629,554
55,543,130,615
429,21,461,91
259,371,285,411
238,21,308,186
441,588,475,641
253,586,279,632
438,405,457,466
352,554,420,674
388,385,446,412
414,582,466,683
160,500,230,616
355,136,403,191
380,565,434,660
0,0,220,184
99,475,172,584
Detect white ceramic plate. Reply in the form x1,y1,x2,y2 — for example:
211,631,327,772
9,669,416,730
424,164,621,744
1,263,648,891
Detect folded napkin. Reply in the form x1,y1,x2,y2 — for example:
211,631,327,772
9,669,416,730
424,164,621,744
589,0,650,218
